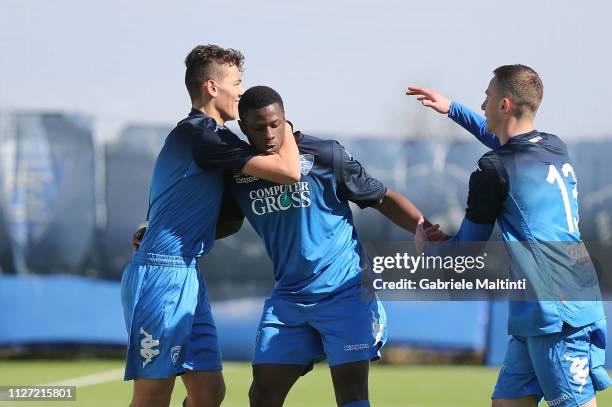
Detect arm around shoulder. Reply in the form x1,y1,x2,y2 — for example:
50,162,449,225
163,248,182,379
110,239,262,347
241,125,301,184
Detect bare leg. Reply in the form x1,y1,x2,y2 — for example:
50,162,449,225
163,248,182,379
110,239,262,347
181,370,225,407
249,364,307,407
130,377,176,407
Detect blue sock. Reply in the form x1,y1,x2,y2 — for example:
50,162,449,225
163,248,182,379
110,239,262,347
342,401,370,407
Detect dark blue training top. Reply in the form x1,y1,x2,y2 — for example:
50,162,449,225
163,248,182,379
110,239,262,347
225,132,387,302
138,108,256,259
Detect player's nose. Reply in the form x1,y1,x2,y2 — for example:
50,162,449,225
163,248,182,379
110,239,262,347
264,130,275,141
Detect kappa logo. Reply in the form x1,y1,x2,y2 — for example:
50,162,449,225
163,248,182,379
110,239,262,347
529,135,543,143
564,354,589,393
140,327,160,367
548,394,571,407
234,172,259,184
472,162,482,173
170,346,182,366
300,154,314,175
344,343,369,351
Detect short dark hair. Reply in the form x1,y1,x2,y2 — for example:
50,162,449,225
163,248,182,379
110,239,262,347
493,64,544,118
238,86,284,119
184,44,244,101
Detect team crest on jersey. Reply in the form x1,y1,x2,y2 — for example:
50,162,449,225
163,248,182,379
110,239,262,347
170,346,182,366
300,154,314,175
140,327,160,367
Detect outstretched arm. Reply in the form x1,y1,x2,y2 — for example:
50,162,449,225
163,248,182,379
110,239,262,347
415,153,507,253
375,189,446,240
332,142,446,239
406,86,500,150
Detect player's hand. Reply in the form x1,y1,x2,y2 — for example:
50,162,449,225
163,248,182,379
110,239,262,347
406,86,451,114
415,217,429,254
132,227,146,251
424,224,449,242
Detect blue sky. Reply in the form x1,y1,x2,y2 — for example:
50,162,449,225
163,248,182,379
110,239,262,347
1,0,611,140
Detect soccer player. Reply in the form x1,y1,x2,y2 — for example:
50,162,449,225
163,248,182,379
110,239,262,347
224,85,442,407
407,65,611,406
121,45,301,407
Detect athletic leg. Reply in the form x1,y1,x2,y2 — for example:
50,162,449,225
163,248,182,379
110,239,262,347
181,270,225,407
181,371,225,407
131,377,176,407
329,360,369,406
249,364,307,407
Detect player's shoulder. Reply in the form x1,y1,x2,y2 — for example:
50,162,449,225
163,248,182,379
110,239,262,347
296,132,340,167
176,110,216,132
538,131,568,154
175,110,241,143
477,150,505,171
472,150,509,184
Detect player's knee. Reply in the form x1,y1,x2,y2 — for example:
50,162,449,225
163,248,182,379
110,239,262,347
185,381,226,407
131,379,174,407
249,381,285,407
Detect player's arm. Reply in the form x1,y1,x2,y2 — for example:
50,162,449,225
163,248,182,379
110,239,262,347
416,152,507,253
406,86,501,150
215,178,245,240
374,189,445,239
333,142,444,239
193,124,300,185
242,124,301,184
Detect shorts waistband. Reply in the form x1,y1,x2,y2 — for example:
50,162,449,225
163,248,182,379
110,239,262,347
132,252,197,268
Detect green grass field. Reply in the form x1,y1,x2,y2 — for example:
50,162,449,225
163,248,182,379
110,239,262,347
0,360,610,406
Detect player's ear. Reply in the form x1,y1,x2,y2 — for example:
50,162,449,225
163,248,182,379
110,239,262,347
203,79,217,97
501,97,512,114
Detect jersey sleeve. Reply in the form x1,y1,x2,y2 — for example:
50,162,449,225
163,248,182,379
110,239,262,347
448,101,501,150
192,126,257,172
464,152,508,224
332,142,387,209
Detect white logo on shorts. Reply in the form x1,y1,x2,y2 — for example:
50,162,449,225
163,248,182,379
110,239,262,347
171,346,182,366
372,310,384,346
564,354,589,393
140,327,160,367
344,344,370,351
548,394,571,407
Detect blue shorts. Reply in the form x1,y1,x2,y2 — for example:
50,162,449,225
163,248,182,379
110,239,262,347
120,252,222,380
493,319,611,406
253,285,387,370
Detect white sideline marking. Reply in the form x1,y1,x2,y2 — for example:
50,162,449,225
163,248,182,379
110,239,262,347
42,367,125,387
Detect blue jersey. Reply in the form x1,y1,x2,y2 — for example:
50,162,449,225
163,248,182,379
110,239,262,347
225,133,387,302
138,108,256,258
446,102,605,336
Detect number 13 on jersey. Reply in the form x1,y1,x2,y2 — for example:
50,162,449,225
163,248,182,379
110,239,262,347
546,163,579,233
